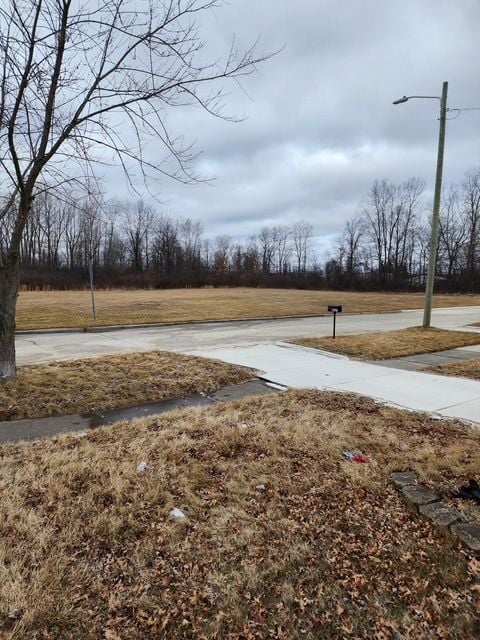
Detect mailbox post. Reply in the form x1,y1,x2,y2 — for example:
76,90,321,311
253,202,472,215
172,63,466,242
327,305,342,338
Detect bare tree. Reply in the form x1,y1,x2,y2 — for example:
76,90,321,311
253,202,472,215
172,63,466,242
151,214,180,275
462,168,480,279
341,216,365,278
213,234,231,273
258,226,275,274
0,0,271,377
292,220,314,273
123,200,155,272
439,185,468,279
271,225,291,273
363,178,423,284
64,203,82,271
179,218,203,272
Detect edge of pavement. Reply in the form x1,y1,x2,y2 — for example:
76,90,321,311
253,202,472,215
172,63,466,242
15,306,472,337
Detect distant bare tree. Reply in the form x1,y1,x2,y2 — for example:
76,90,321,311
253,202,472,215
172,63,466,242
462,168,480,279
341,216,365,278
179,218,203,272
123,200,155,272
439,185,468,279
258,227,276,274
363,178,424,283
213,234,231,273
292,220,314,273
0,0,271,377
272,225,291,273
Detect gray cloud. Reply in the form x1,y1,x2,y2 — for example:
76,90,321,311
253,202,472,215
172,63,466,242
106,0,480,252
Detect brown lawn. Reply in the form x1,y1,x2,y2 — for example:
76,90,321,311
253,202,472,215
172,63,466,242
0,390,479,639
292,327,480,360
0,351,252,421
428,358,480,381
15,288,480,330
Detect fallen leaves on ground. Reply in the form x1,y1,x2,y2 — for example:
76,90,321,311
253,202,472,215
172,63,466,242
0,390,479,639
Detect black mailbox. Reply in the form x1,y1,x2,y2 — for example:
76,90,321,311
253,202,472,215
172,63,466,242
327,304,342,338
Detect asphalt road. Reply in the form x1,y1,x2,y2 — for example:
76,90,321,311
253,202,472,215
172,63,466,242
16,305,480,365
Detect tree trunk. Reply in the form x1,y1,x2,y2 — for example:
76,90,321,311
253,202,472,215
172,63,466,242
0,256,20,379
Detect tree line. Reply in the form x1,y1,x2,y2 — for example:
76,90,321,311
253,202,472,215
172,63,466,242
332,168,480,292
5,167,480,292
9,166,480,293
5,192,319,289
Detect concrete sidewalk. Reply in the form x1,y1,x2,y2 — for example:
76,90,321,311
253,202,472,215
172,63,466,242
190,342,480,424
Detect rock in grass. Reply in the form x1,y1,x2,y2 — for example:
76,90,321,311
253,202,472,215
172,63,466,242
390,471,417,488
419,501,462,526
401,485,439,506
451,522,480,551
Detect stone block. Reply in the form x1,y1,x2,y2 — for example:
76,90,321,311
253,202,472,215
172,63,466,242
451,522,480,552
419,501,462,526
401,485,439,506
390,471,417,488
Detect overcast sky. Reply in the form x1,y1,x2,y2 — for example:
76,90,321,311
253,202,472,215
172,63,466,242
110,0,480,258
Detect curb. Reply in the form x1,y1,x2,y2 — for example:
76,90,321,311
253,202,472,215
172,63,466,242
0,379,281,444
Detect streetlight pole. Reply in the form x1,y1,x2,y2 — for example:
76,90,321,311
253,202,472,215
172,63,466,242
423,81,448,328
393,81,448,328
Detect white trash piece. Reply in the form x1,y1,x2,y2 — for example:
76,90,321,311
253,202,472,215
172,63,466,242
137,461,149,474
170,507,186,520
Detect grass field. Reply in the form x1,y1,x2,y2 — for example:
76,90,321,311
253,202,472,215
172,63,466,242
1,389,479,639
292,327,480,360
15,288,480,330
0,351,252,421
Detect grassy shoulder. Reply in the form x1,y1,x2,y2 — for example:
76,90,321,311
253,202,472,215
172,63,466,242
0,351,252,421
15,288,480,330
1,389,479,639
292,327,480,360
428,358,480,381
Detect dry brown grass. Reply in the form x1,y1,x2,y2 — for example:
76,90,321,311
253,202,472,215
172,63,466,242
428,358,480,381
0,351,252,421
292,327,480,360
15,288,480,330
0,389,479,639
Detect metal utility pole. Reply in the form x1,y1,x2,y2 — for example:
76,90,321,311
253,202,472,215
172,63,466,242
423,81,448,328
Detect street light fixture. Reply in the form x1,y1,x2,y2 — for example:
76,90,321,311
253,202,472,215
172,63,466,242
393,81,448,328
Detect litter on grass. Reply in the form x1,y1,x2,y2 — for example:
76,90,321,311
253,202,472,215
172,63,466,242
137,462,149,473
342,450,371,464
170,508,186,520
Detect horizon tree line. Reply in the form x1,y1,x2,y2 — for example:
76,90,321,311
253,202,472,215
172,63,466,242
6,166,480,294
5,191,318,289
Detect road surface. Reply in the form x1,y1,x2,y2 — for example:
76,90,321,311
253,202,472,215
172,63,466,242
16,305,480,365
